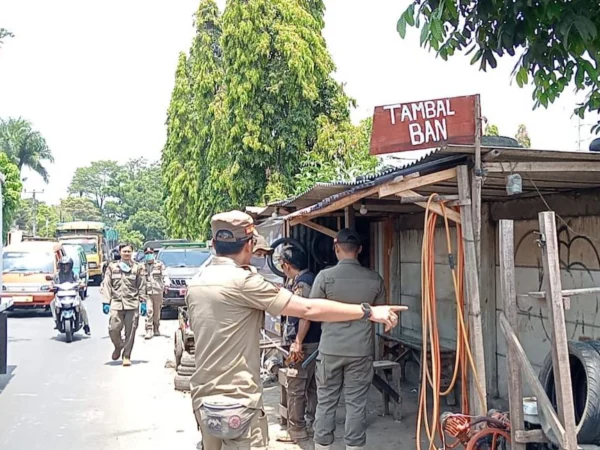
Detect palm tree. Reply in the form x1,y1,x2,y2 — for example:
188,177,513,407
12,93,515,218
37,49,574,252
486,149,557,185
0,117,54,183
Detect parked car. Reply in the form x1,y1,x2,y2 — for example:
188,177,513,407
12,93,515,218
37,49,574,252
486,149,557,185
157,243,211,309
61,243,89,299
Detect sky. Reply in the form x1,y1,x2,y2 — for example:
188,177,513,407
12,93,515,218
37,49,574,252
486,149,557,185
0,0,598,204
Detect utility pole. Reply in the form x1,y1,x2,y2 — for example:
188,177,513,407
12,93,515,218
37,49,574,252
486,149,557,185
24,189,44,236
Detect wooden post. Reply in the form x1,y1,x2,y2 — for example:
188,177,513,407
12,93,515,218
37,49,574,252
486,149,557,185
538,211,578,450
457,165,488,415
344,205,355,230
499,220,525,450
481,204,498,398
471,94,483,267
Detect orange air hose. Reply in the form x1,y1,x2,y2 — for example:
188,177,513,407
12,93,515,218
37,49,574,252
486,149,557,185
416,195,486,450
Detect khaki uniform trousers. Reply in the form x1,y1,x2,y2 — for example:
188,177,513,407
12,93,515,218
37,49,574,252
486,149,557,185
287,342,319,433
195,408,269,450
145,293,163,332
108,309,139,359
314,354,374,447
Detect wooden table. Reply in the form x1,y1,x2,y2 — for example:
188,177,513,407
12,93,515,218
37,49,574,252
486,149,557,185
0,299,13,375
378,332,458,406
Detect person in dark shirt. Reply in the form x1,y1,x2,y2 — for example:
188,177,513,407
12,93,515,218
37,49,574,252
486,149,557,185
279,246,320,443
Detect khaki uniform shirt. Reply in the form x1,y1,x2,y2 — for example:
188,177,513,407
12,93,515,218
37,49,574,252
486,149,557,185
145,261,166,295
186,256,292,411
309,259,386,357
102,261,148,310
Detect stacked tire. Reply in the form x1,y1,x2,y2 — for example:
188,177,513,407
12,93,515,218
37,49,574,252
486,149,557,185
174,329,195,392
538,340,600,445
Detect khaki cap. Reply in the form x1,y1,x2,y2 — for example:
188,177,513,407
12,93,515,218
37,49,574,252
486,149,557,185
211,210,259,243
253,235,273,254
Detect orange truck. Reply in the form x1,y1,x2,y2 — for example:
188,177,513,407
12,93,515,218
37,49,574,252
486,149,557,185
1,240,66,311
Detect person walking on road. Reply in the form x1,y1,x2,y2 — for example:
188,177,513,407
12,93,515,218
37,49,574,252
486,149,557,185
51,256,91,335
143,247,168,339
102,243,148,367
311,228,387,450
278,245,320,444
186,210,405,450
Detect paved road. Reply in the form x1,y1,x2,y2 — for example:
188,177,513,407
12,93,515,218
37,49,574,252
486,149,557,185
0,288,198,450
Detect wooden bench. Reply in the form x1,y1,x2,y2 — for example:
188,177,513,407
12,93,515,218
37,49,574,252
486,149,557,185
378,332,458,406
278,359,402,425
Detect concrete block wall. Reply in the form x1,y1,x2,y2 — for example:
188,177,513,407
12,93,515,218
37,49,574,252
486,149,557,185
495,215,600,400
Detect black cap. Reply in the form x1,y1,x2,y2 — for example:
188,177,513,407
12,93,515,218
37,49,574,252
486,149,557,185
335,228,361,245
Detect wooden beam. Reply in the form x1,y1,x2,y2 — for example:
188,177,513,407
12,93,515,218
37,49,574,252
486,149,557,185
484,161,600,172
515,429,549,444
344,205,355,229
396,190,462,224
472,94,483,267
378,167,458,198
525,287,600,298
457,165,487,415
289,184,381,226
399,194,459,203
499,313,566,448
481,204,498,398
499,220,525,450
301,220,337,239
538,211,578,450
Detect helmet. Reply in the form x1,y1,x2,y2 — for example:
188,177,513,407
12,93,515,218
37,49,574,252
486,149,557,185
58,257,73,271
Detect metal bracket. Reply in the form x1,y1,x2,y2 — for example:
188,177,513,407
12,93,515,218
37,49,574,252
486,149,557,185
534,231,546,249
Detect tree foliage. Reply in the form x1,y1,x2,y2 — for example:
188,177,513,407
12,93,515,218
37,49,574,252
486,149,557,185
0,117,54,182
14,198,59,238
0,28,13,48
294,117,379,194
67,158,167,246
484,123,500,137
515,124,532,148
397,1,600,133
0,153,22,239
163,0,357,238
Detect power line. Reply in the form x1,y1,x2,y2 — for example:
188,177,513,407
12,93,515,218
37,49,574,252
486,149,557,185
23,189,44,236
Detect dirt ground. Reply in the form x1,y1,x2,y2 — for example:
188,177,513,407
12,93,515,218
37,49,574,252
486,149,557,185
262,381,432,450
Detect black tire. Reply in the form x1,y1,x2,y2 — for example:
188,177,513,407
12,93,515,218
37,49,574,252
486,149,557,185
181,351,195,368
310,234,336,267
174,374,191,392
267,237,307,278
177,364,196,376
64,320,73,343
174,330,184,367
539,340,600,445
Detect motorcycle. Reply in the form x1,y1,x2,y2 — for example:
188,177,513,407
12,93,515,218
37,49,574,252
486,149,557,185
53,282,83,343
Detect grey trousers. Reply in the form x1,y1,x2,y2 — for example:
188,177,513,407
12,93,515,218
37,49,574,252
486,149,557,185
314,354,373,447
109,309,139,359
145,293,163,331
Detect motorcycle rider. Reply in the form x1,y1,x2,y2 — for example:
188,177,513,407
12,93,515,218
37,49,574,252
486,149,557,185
52,256,91,335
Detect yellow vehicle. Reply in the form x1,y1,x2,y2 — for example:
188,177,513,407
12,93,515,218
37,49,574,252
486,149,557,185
2,240,66,310
56,221,116,285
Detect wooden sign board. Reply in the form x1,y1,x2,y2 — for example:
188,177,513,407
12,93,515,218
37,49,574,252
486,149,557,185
370,94,479,155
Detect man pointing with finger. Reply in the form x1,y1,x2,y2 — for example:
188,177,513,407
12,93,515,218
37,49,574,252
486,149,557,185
186,211,406,450
311,229,389,450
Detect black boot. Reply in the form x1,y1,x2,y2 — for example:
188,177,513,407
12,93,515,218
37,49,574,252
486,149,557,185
84,325,91,335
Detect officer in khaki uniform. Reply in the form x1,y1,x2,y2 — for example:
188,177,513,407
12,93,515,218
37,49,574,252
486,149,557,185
311,229,386,450
278,245,320,444
186,211,405,450
143,247,168,339
102,244,148,367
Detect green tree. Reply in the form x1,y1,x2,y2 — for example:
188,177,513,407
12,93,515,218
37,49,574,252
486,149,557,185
515,124,532,148
484,123,500,137
396,1,600,133
294,117,379,194
214,0,351,207
58,197,102,222
14,198,59,238
68,160,123,213
0,118,54,182
163,0,223,239
0,153,23,239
